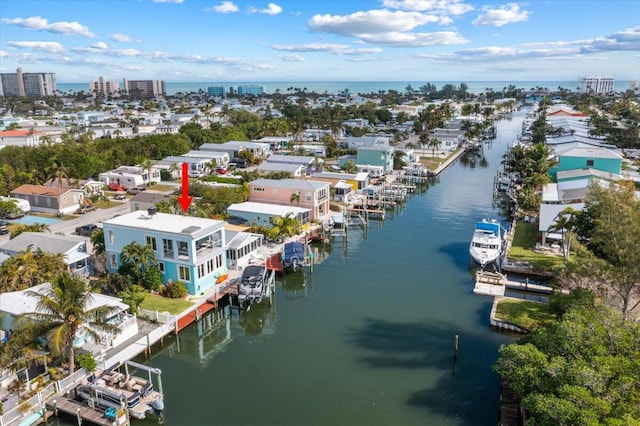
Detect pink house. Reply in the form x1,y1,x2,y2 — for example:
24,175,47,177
248,178,330,221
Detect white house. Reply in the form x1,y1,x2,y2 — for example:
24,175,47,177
99,165,161,189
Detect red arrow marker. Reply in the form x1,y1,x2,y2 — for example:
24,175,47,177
177,162,193,212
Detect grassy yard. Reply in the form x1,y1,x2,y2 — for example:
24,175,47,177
94,199,126,209
495,298,556,330
140,293,193,314
149,183,178,192
509,221,566,271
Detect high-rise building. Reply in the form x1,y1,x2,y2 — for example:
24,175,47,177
579,75,615,94
206,86,228,97
236,85,265,96
90,76,121,97
122,79,165,99
629,80,640,95
0,68,57,97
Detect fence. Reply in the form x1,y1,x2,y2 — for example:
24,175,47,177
0,381,57,426
138,309,177,326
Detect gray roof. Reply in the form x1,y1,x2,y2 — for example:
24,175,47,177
250,178,329,190
257,162,304,172
266,154,319,165
130,192,174,203
558,146,623,160
1,232,85,255
225,231,262,250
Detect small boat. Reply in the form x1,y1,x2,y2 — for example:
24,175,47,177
238,265,268,307
469,219,503,267
282,241,305,271
76,369,163,420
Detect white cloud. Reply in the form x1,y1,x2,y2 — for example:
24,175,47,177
278,54,305,62
381,0,473,15
420,45,583,63
309,10,447,36
2,16,95,37
248,3,282,15
7,41,65,53
359,31,467,46
153,0,185,3
206,1,239,13
91,42,108,50
0,50,9,57
472,3,530,27
110,33,132,43
272,43,382,56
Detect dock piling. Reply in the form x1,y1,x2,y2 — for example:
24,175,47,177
453,334,459,359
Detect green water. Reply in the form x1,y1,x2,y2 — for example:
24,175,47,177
54,111,524,426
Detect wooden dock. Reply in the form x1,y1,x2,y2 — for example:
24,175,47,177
265,252,283,273
46,397,127,426
474,271,563,297
175,282,236,332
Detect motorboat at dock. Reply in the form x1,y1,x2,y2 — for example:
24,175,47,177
469,219,504,267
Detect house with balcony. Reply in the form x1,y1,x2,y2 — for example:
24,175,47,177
10,184,85,215
338,145,395,175
0,283,137,351
248,178,330,221
0,232,92,276
103,210,227,295
549,146,623,182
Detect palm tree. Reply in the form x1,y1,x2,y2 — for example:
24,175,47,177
547,207,577,260
342,160,357,174
120,242,157,278
290,192,300,205
0,247,66,292
90,228,105,255
140,159,154,186
268,215,301,240
427,137,441,158
21,272,120,373
118,284,146,316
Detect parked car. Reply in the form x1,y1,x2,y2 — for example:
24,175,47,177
75,205,97,214
0,220,8,235
127,187,146,195
75,224,98,236
108,182,125,191
113,194,126,200
216,167,227,175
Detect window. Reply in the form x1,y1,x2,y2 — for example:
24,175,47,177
253,187,265,192
198,263,206,279
158,262,165,273
146,236,157,251
109,254,117,268
586,159,594,167
108,230,115,245
163,239,174,258
178,241,189,258
178,265,190,281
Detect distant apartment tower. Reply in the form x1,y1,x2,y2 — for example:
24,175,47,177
206,85,228,97
90,76,120,97
0,68,57,97
579,75,615,94
629,80,640,95
236,85,265,96
122,79,165,99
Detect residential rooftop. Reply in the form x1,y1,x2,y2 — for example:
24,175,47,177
103,211,224,237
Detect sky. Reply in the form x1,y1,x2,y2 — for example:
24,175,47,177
1,0,639,83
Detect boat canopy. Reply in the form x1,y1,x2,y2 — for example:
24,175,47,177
476,221,500,234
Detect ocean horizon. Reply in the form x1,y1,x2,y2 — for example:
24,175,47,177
57,80,632,97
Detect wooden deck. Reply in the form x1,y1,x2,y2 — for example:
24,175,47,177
176,282,236,332
265,252,283,273
46,397,127,426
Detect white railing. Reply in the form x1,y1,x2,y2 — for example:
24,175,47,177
139,309,176,325
0,382,56,426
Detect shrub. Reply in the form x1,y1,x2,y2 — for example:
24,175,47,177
77,352,97,372
162,281,188,299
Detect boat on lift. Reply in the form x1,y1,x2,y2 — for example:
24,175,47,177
469,219,504,267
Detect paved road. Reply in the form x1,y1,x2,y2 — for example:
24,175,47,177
48,201,132,236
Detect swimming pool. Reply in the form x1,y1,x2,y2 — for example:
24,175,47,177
8,214,61,226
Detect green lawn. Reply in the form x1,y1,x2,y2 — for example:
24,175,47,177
495,298,556,330
149,183,177,192
94,200,125,209
509,221,566,271
140,293,193,314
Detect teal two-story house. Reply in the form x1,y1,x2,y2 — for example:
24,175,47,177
103,210,227,295
550,146,623,182
338,145,395,174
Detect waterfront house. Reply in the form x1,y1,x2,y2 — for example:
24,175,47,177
99,165,161,189
227,201,311,230
539,183,586,245
0,283,137,350
225,230,265,270
103,211,227,296
10,184,84,215
248,178,330,221
0,232,92,276
338,145,395,175
549,145,623,181
310,171,370,191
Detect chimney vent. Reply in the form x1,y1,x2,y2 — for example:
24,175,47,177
148,207,156,217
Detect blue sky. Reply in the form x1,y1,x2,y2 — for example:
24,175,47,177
1,0,639,83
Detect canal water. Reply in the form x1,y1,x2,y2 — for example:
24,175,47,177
56,110,525,426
